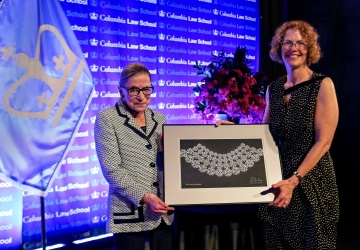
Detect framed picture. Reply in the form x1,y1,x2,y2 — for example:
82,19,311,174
163,124,282,206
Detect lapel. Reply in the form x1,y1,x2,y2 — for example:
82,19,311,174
115,99,158,140
144,105,158,138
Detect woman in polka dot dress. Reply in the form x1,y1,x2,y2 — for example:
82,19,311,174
259,20,340,249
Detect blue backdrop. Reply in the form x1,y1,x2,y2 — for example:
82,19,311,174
0,0,260,248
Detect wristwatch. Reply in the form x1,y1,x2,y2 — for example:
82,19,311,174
293,171,304,182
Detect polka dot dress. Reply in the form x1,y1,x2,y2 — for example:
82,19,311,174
259,73,340,250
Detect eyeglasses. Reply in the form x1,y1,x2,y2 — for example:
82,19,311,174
281,40,308,49
122,86,154,96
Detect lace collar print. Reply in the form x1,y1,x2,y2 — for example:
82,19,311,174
180,143,263,177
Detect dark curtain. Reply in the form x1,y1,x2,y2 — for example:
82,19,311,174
285,0,360,249
258,0,287,81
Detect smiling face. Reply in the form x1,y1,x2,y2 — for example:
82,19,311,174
281,28,308,69
119,73,152,114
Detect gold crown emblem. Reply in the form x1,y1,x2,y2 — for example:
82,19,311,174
1,24,86,126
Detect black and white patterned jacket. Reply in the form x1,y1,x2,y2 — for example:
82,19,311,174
94,100,173,233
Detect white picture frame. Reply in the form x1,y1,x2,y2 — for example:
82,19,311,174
163,124,282,206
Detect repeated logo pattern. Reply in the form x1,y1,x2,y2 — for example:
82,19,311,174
0,0,259,248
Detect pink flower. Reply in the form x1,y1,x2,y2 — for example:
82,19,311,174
191,47,266,123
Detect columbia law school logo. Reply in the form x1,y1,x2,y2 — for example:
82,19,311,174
158,56,165,63
91,104,98,110
90,0,98,6
91,166,100,174
92,203,100,211
90,25,98,33
158,33,165,40
92,216,100,223
158,10,165,17
91,191,100,199
91,179,99,187
90,12,98,20
91,51,98,59
90,38,98,46
159,68,165,75
158,79,165,86
90,64,99,72
158,102,165,109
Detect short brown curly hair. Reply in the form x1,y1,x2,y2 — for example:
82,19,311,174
269,20,321,66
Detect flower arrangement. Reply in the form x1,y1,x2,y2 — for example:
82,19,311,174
191,46,267,124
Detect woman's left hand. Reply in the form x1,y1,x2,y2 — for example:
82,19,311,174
268,178,298,208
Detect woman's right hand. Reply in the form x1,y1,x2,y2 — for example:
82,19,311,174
141,193,175,214
215,120,235,127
